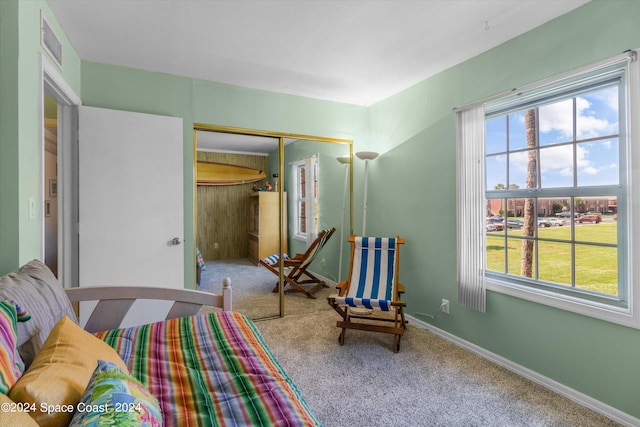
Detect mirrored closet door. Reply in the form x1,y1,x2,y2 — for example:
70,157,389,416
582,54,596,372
194,124,352,320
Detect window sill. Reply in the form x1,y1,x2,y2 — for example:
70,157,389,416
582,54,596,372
292,234,306,242
485,278,640,329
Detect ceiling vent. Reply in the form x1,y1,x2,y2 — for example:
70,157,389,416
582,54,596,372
41,14,63,69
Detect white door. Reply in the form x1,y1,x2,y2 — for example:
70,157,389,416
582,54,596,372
78,106,184,326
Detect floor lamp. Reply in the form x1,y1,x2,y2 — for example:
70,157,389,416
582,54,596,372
336,156,350,282
355,151,379,236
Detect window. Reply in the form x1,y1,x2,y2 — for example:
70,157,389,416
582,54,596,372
291,155,319,242
457,51,640,328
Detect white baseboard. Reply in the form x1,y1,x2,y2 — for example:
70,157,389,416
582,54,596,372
306,270,336,287
407,314,638,427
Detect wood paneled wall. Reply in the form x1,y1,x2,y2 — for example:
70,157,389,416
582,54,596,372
196,152,269,261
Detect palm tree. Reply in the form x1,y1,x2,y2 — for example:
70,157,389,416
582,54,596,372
520,109,537,278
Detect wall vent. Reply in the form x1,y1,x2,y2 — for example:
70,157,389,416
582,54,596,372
41,14,63,69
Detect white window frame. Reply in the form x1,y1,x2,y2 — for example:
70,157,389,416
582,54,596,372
459,51,640,329
291,155,319,244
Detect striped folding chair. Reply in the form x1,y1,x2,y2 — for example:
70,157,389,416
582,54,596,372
328,236,406,352
260,227,336,299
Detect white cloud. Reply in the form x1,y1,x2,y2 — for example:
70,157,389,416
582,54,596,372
511,143,600,176
539,99,573,137
591,85,619,111
581,166,599,175
538,93,617,140
540,144,574,172
498,88,619,186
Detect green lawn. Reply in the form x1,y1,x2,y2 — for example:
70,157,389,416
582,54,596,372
486,222,618,295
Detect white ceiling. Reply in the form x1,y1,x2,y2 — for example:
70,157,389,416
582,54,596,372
46,0,589,107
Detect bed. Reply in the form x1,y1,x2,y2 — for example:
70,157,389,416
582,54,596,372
96,311,319,426
0,260,321,427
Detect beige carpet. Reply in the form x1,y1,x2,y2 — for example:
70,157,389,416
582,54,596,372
200,259,620,426
257,311,620,427
198,258,335,319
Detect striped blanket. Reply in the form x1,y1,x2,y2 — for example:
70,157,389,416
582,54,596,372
95,311,321,427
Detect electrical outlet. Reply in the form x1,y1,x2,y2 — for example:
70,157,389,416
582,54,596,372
441,299,450,315
214,242,219,250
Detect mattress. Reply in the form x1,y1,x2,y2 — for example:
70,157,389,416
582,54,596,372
95,311,320,426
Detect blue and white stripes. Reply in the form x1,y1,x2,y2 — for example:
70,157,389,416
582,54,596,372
261,253,290,265
335,237,397,312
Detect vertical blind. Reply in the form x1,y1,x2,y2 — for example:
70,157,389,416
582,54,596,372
456,104,486,312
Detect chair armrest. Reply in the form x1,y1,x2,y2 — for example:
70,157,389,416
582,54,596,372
283,258,303,267
65,280,232,333
393,283,406,301
335,280,349,296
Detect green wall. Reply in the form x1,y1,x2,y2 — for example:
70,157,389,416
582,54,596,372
0,0,81,275
366,0,640,419
0,0,20,275
281,139,351,281
3,0,640,421
80,63,368,287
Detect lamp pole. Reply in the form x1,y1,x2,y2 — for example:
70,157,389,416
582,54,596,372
355,151,379,236
336,156,350,282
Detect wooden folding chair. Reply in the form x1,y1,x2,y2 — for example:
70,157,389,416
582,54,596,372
327,236,406,352
260,227,336,299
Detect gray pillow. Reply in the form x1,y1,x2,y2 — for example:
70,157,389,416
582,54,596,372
0,259,77,366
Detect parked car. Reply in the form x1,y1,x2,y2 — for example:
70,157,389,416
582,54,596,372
576,214,601,223
506,219,524,229
538,217,564,227
557,211,581,218
547,217,564,226
486,218,504,232
537,218,552,228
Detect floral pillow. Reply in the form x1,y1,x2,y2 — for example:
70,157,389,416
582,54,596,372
69,360,163,427
0,300,29,393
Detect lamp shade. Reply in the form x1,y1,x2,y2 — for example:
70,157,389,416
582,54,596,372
355,151,379,161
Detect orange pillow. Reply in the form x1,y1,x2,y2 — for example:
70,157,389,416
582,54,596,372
0,393,38,427
9,316,128,427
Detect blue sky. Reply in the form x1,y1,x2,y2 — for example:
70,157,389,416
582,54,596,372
485,86,619,190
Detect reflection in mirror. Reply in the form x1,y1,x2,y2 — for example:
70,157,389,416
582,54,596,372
194,127,352,320
195,130,282,320
280,139,351,293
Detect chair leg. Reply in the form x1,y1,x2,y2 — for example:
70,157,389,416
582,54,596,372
392,308,404,352
280,271,327,297
337,304,349,346
393,334,401,353
272,278,317,298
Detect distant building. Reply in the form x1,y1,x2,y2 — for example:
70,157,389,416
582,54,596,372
486,198,616,218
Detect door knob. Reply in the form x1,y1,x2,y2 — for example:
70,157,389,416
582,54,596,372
172,237,182,246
